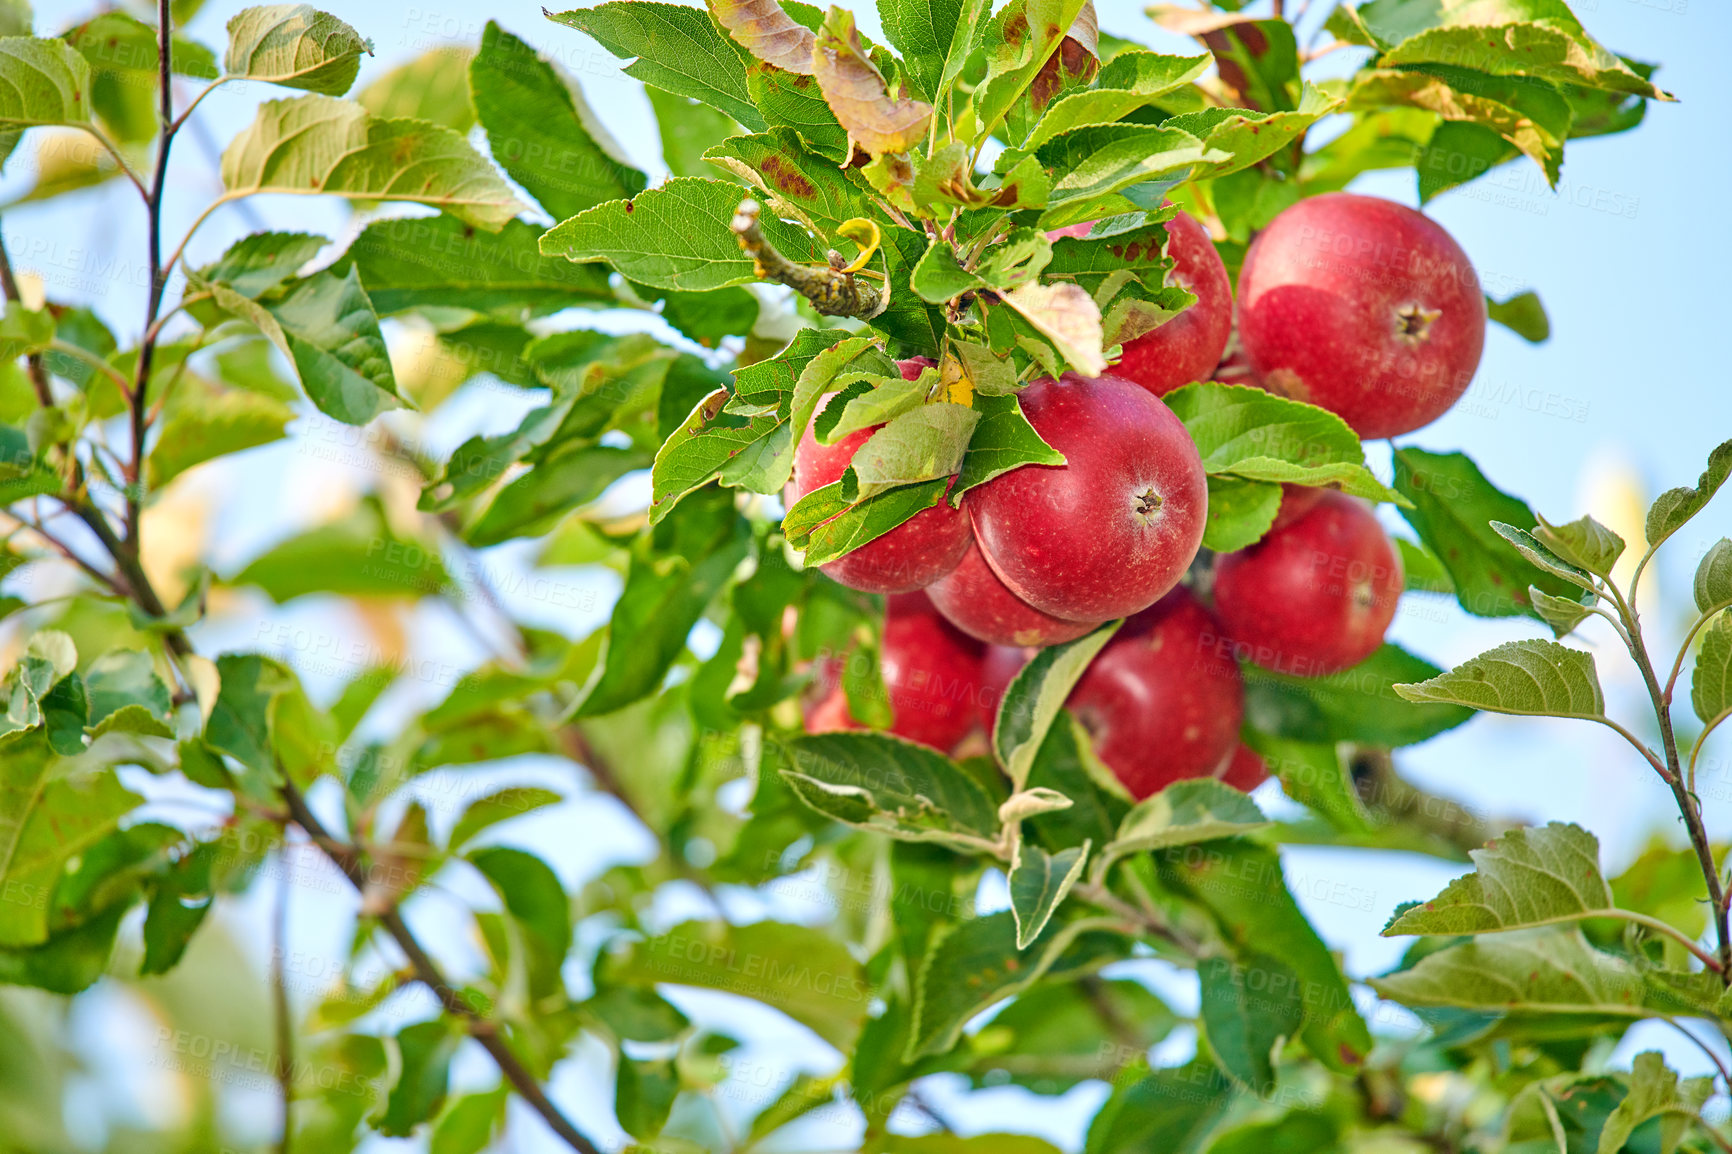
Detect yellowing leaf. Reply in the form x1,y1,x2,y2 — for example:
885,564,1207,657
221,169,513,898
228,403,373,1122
1000,281,1105,377
812,7,934,157
708,0,816,75
220,94,521,231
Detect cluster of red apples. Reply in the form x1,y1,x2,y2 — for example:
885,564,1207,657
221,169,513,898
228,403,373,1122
791,194,1487,800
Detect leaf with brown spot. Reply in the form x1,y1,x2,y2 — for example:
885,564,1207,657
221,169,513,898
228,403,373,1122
708,0,816,74
811,7,933,157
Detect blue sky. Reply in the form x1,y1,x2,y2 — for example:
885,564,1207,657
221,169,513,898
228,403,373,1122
16,0,1732,1148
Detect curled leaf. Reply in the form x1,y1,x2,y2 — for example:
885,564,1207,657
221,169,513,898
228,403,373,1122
709,0,816,74
999,281,1105,377
813,7,934,157
835,217,881,273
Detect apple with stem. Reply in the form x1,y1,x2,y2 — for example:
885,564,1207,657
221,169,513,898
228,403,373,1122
1236,192,1486,439
968,373,1207,622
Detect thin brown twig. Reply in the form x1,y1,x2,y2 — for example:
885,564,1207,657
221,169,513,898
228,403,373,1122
731,199,882,319
277,780,604,1154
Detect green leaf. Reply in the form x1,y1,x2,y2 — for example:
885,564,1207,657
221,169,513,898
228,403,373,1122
1369,927,1684,1019
652,392,779,521
1534,512,1625,578
782,732,1001,849
231,496,445,601
541,176,816,291
1395,639,1605,721
221,94,521,231
797,478,951,566
471,22,647,220
0,38,93,128
339,216,612,319
258,267,399,425
0,902,125,993
1164,382,1403,503
375,1019,460,1136
1694,539,1732,614
547,2,767,132
1393,447,1583,618
1008,841,1089,948
1199,953,1304,1091
0,301,52,360
994,622,1120,789
1375,18,1670,102
63,13,218,81
1692,614,1732,728
616,1054,679,1138
1085,1059,1233,1154
971,0,1090,143
1200,475,1281,553
1384,822,1620,936
577,495,750,716
1243,643,1474,748
909,911,1120,1059
847,402,977,501
1597,1052,1711,1154
1490,521,1596,592
1646,439,1732,555
1487,289,1550,342
1096,780,1269,877
223,5,372,95
951,391,1065,499
147,369,294,487
84,649,173,734
469,846,570,967
358,46,475,131
0,728,141,947
430,1088,506,1154
1024,50,1210,149
647,86,739,178
464,444,648,546
745,57,850,163
1167,84,1342,180
1528,585,1595,640
1159,840,1370,1070
703,128,870,233
878,0,976,101
584,985,691,1042
1033,125,1223,224
1244,731,1370,834
614,919,868,1049
448,787,562,852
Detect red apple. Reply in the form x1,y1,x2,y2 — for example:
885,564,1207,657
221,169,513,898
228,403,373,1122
1113,209,1233,397
1067,587,1244,800
1212,491,1403,677
926,541,1102,648
1220,744,1269,792
1270,484,1325,531
784,359,969,594
1236,193,1486,439
968,373,1207,622
804,591,986,751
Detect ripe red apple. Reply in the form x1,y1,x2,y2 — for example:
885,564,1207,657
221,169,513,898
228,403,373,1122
926,541,1102,648
1220,744,1269,792
1236,193,1486,440
1112,210,1233,397
1212,491,1403,676
803,591,985,751
784,359,969,593
968,373,1207,622
1067,587,1244,800
1270,484,1325,531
